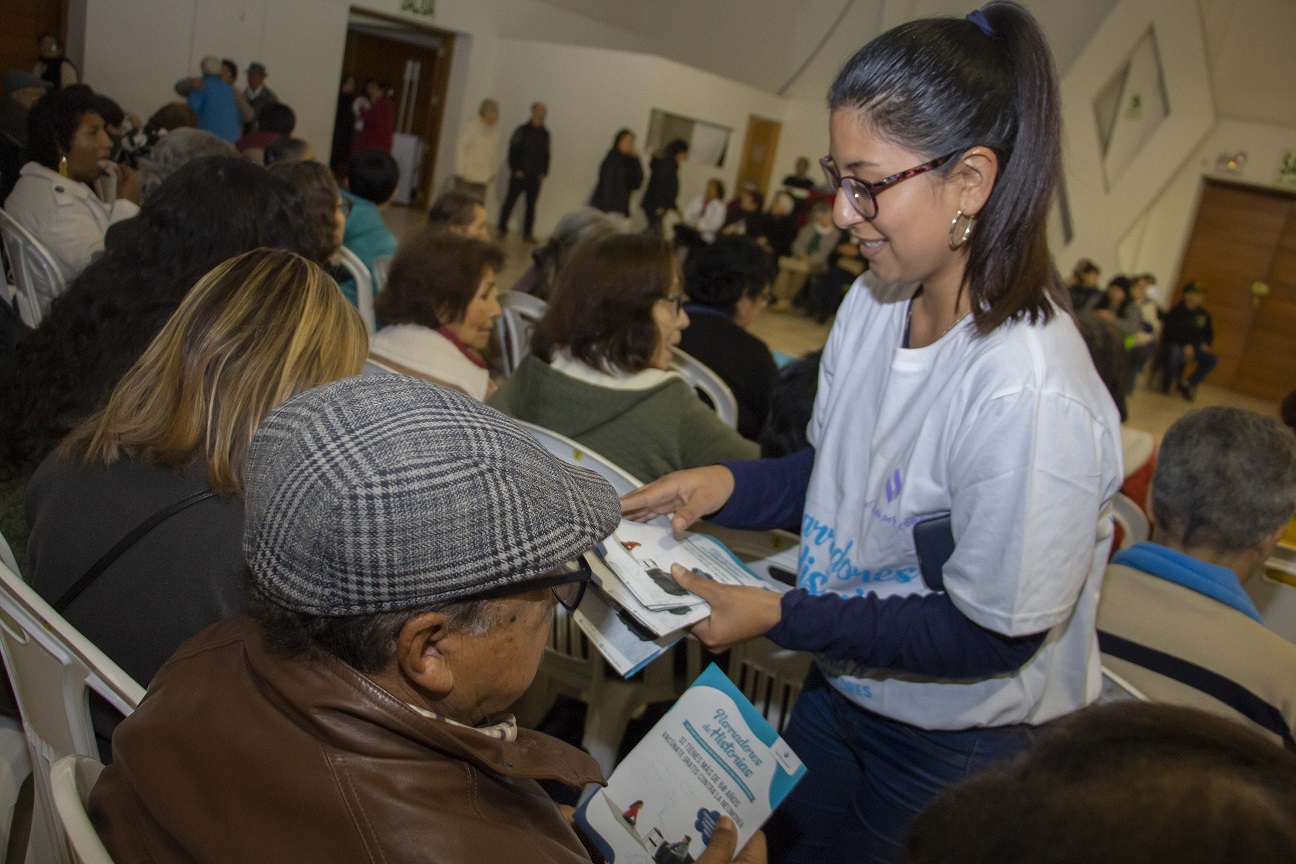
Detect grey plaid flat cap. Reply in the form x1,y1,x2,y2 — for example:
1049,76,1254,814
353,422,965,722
243,375,621,615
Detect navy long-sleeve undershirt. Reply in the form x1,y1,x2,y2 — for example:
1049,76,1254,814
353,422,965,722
707,448,1047,678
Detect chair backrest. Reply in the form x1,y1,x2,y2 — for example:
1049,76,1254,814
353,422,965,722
336,246,376,334
670,347,738,429
726,638,812,736
50,755,113,864
516,419,644,496
1252,545,1296,644
0,208,66,328
371,254,392,296
1111,492,1149,549
495,291,548,376
1099,665,1150,702
0,559,143,864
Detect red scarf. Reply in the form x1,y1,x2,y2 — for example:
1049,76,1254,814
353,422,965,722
436,327,487,370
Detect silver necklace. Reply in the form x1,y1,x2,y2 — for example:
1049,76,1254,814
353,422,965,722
904,295,970,347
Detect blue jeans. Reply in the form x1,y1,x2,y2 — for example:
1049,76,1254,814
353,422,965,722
767,667,1039,864
1162,343,1218,391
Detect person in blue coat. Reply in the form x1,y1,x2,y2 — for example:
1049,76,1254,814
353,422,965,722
174,56,241,143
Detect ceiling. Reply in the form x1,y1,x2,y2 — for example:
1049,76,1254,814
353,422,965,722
522,0,1296,127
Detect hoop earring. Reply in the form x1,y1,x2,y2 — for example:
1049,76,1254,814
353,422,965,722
949,210,975,249
58,155,69,177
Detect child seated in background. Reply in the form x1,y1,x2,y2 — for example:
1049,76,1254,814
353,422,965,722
342,148,400,281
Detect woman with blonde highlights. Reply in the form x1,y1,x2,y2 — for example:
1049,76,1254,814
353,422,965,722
25,248,366,745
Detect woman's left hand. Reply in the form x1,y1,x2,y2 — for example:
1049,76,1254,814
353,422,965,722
671,564,782,653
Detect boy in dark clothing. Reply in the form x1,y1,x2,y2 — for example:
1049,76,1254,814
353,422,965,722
1160,281,1217,400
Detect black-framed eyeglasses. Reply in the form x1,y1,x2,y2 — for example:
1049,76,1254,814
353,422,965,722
820,152,960,221
338,197,354,217
469,557,592,611
661,292,686,314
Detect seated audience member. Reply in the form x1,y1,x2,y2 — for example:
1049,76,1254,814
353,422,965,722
369,227,505,399
761,191,799,259
679,179,727,244
1065,257,1102,312
1096,406,1296,748
721,186,765,238
678,237,778,440
513,207,618,299
1,71,50,200
133,127,235,203
1075,313,1155,500
1092,275,1143,338
427,188,491,242
1160,281,1217,400
4,84,140,286
0,155,317,476
489,234,758,482
781,157,815,210
760,351,821,459
264,135,313,165
803,236,866,323
906,701,1296,863
342,148,400,279
87,375,767,863
26,249,366,745
267,158,350,294
236,101,295,162
92,94,147,167
771,201,838,307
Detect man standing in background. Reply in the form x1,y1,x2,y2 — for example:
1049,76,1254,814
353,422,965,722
454,98,499,200
243,63,279,133
497,102,549,243
175,56,242,144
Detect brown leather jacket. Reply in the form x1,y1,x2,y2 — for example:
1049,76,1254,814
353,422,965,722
89,618,604,863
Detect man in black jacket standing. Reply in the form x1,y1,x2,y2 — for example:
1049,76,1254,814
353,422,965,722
498,102,550,243
1160,281,1217,400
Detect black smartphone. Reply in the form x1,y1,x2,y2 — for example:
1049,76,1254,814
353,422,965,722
912,512,954,592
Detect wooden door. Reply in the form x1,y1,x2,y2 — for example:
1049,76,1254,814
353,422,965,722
1,0,64,81
735,115,782,197
1235,205,1296,401
340,19,453,207
1174,180,1292,391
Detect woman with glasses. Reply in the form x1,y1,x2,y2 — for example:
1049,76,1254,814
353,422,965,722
489,233,757,483
622,4,1123,862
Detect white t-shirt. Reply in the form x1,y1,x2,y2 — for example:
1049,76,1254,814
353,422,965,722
802,273,1123,728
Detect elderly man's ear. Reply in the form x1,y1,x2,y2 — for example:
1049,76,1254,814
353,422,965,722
395,611,457,697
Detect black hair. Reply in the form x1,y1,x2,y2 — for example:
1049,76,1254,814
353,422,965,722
612,128,634,149
23,84,99,169
221,58,238,80
760,351,822,459
907,702,1296,864
1075,312,1128,423
685,236,774,315
0,156,316,474
348,148,400,204
257,102,296,137
92,94,124,128
665,138,689,158
264,136,310,166
828,1,1062,337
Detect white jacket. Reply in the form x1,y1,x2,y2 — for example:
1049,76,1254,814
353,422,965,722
455,117,500,185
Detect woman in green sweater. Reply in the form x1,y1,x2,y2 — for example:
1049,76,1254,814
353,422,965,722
489,233,757,482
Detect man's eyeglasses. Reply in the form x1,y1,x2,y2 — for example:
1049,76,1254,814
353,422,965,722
820,152,960,221
470,557,592,611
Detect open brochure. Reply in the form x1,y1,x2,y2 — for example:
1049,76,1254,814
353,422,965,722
576,664,806,863
573,583,684,678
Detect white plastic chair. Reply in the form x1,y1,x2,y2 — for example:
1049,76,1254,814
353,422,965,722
1099,664,1150,703
494,291,548,376
1111,492,1149,549
670,347,738,429
371,254,392,296
336,247,376,334
0,558,143,864
726,639,812,736
1251,545,1296,644
49,755,112,864
0,208,66,328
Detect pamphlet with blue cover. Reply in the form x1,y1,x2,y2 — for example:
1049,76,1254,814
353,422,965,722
576,664,806,863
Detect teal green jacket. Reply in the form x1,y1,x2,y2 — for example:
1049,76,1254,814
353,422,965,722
489,355,758,483
340,191,398,306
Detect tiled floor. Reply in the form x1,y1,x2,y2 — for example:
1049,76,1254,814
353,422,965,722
382,204,1280,440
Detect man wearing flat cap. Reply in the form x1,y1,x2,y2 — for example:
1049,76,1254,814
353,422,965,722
88,376,759,864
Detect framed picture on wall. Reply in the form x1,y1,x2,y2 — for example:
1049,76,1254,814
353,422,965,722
646,109,731,167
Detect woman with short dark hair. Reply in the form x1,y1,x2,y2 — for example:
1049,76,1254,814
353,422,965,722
5,84,140,289
369,226,506,399
489,233,757,482
590,129,643,217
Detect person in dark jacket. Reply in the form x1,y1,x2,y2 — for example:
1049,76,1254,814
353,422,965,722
1160,281,1217,400
641,138,689,235
498,102,550,242
591,129,643,217
679,237,779,440
330,75,356,170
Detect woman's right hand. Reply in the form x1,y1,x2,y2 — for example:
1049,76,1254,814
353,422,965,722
620,465,735,532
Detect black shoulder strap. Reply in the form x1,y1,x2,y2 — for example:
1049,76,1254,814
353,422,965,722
53,489,216,613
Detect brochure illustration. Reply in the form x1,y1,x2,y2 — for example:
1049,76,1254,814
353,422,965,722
576,664,806,863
